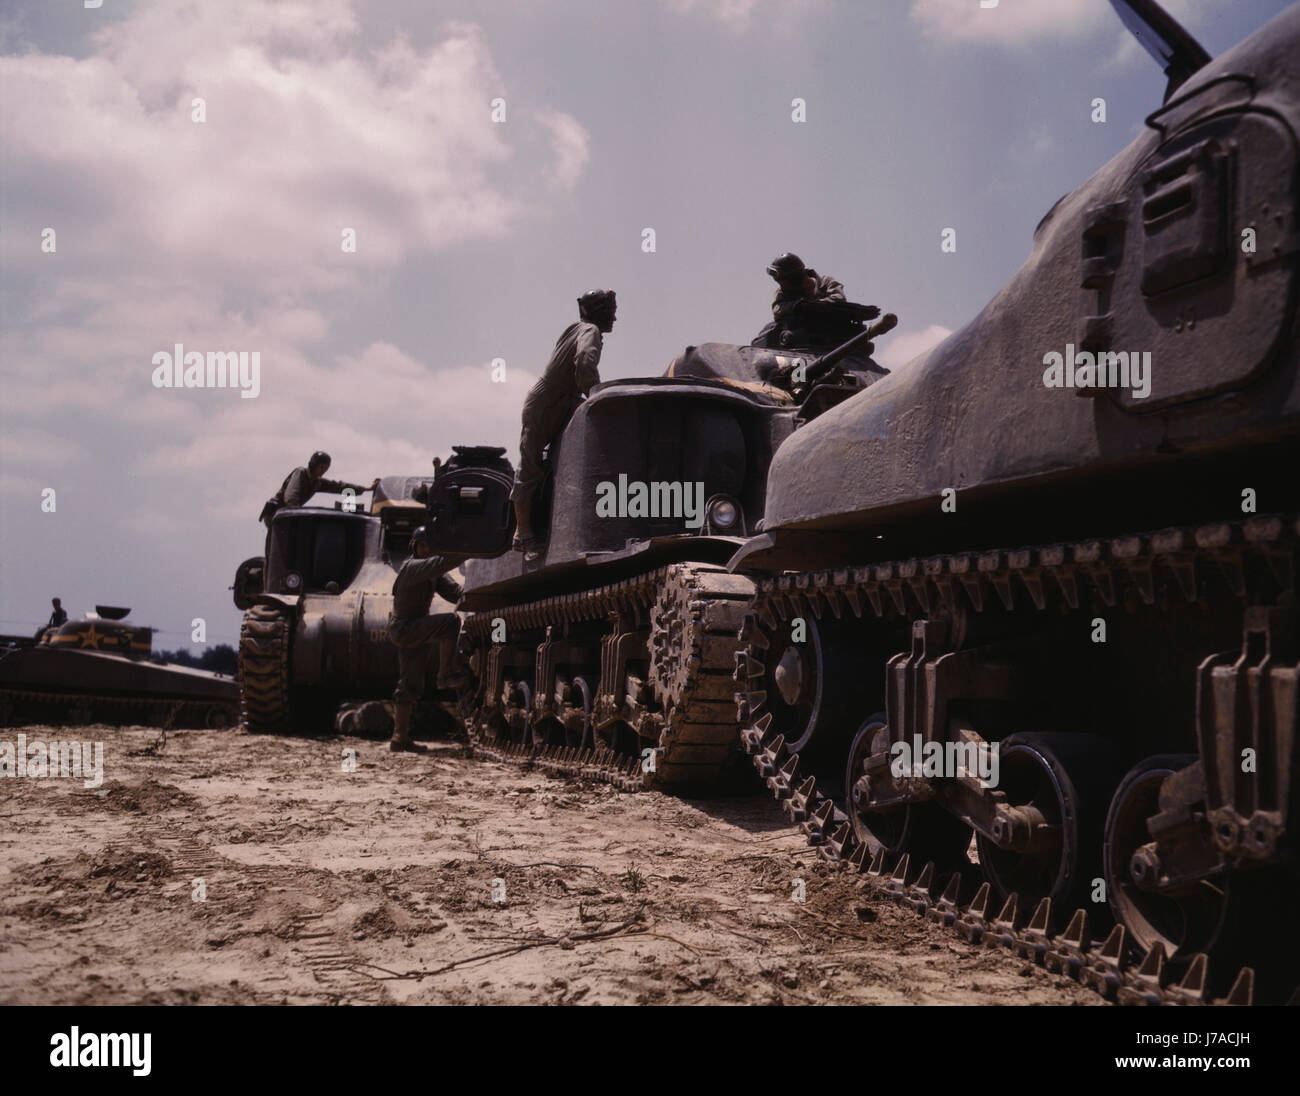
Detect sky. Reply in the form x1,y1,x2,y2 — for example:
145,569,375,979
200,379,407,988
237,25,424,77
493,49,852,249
0,0,1292,650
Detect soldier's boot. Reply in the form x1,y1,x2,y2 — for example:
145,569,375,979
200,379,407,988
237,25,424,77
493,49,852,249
389,701,424,753
435,638,472,691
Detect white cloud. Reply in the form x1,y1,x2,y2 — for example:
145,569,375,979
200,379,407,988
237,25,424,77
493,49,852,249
910,0,1111,45
0,3,587,286
665,0,823,35
875,323,953,369
0,0,585,630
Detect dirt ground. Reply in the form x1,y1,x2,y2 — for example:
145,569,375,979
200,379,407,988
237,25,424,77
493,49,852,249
0,722,1095,1005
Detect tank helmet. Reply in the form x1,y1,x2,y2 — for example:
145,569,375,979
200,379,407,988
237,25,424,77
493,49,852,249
309,450,332,469
577,289,617,323
767,253,806,281
410,526,430,549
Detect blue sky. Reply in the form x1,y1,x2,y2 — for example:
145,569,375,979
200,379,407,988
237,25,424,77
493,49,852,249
0,0,1292,647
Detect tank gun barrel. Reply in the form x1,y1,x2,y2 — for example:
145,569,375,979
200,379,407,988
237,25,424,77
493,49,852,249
804,312,898,384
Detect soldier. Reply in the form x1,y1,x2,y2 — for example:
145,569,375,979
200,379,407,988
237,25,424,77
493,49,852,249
388,527,467,752
511,289,617,556
261,451,379,528
768,253,845,320
37,597,68,641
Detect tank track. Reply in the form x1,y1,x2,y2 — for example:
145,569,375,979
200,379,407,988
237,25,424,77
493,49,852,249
0,688,237,729
464,563,752,791
734,514,1300,1007
238,603,292,734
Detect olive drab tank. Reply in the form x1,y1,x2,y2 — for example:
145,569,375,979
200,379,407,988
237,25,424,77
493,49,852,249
232,473,463,734
729,0,1300,1001
0,606,240,729
453,301,897,790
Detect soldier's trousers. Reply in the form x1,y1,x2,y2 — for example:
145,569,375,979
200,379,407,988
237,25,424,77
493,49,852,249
389,613,460,704
510,392,579,529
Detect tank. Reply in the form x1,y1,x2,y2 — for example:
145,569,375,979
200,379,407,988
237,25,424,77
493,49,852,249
729,0,1300,999
232,472,461,733
455,310,896,790
0,606,239,729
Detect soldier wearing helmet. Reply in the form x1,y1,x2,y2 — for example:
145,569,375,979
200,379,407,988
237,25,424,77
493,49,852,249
261,451,380,527
387,526,467,752
768,253,845,321
510,289,617,557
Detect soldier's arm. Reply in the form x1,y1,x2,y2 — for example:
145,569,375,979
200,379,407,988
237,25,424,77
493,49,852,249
404,556,452,584
573,327,604,396
773,291,800,320
282,469,312,507
313,477,370,495
435,571,463,604
820,276,846,302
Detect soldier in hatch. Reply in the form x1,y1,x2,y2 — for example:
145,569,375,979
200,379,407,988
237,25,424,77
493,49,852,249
757,253,878,350
37,597,68,641
388,527,468,752
510,290,617,557
768,253,845,321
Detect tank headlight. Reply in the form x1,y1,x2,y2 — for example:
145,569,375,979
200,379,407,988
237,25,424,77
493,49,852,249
285,572,302,590
708,498,739,529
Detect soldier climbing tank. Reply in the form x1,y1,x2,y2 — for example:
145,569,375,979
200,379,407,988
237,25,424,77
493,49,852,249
729,0,1300,1002
451,298,897,790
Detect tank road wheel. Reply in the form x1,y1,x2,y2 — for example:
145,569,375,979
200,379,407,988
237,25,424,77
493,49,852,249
844,718,972,869
238,604,291,734
505,680,531,745
561,675,593,750
1104,755,1232,961
1104,753,1300,996
974,732,1123,917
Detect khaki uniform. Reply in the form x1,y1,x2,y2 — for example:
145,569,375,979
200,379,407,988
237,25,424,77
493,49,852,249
511,321,604,536
771,271,845,320
389,555,462,706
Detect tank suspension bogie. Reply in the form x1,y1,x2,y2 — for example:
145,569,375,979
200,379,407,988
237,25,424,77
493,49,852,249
463,563,754,791
736,514,1299,1001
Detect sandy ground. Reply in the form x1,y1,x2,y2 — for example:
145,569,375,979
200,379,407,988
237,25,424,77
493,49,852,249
0,722,1095,1005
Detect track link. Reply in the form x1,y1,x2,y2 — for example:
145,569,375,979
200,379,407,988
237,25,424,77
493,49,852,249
238,603,292,734
735,515,1300,1007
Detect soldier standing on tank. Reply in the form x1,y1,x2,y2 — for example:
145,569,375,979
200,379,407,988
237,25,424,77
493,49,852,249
510,289,617,557
388,527,468,752
262,451,379,528
37,597,68,641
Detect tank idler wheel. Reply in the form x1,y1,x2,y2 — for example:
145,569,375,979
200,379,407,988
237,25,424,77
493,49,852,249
975,732,1124,921
844,717,973,870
